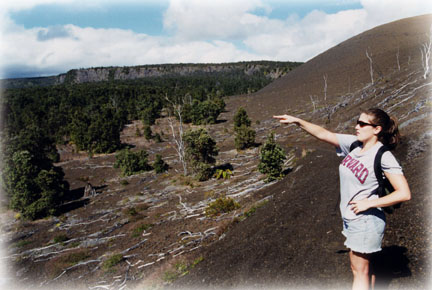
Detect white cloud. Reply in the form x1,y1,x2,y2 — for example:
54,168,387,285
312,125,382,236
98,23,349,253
1,21,263,77
1,0,431,78
161,0,432,63
244,9,369,61
163,0,272,41
360,0,432,25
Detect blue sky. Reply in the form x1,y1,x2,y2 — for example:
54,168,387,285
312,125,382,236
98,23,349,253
9,1,363,36
0,0,431,79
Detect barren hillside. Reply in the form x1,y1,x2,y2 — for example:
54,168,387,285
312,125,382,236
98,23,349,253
171,14,432,290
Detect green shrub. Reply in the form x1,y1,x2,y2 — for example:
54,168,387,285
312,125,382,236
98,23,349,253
182,98,225,125
143,125,153,141
183,129,218,181
63,250,91,265
233,107,251,129
132,223,154,238
125,207,138,216
14,240,32,248
258,133,286,182
135,127,142,137
214,169,232,180
103,254,123,270
194,163,214,182
154,133,163,143
163,259,203,283
234,125,256,150
205,196,240,217
233,108,255,150
3,150,69,220
241,200,269,220
153,154,169,173
53,234,69,244
114,149,152,176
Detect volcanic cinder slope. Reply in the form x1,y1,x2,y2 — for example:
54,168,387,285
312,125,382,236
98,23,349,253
170,14,432,290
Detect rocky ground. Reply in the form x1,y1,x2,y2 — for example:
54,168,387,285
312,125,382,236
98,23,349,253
0,107,301,290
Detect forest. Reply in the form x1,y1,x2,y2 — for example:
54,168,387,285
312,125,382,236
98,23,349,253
0,61,302,220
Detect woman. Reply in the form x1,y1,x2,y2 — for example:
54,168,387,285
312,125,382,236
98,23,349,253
273,108,411,290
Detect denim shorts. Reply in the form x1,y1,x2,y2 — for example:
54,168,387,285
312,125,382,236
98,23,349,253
342,209,386,254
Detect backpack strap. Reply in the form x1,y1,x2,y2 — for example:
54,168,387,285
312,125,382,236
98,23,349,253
373,145,395,196
349,140,362,152
373,145,399,213
373,145,388,188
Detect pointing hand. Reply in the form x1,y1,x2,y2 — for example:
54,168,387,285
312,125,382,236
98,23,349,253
273,115,299,124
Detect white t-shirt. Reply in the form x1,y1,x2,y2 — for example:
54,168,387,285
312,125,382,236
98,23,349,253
336,134,403,220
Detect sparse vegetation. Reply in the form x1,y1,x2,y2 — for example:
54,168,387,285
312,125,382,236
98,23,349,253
239,200,269,221
103,254,123,270
163,257,204,284
1,61,299,222
132,223,154,238
53,234,69,244
47,249,91,278
205,196,240,217
124,207,138,217
13,240,32,248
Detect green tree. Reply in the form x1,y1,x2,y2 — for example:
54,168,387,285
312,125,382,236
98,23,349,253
69,105,122,154
181,99,223,125
143,125,153,141
234,126,256,150
9,124,60,163
183,129,218,181
258,133,286,182
233,107,251,129
153,154,169,173
233,107,256,150
3,150,69,220
138,95,163,126
114,149,152,176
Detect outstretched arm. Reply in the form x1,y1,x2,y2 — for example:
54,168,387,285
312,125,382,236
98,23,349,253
273,115,339,147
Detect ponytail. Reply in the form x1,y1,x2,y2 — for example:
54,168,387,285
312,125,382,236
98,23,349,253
365,108,400,150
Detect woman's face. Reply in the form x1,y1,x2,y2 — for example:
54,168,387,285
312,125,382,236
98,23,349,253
355,113,381,143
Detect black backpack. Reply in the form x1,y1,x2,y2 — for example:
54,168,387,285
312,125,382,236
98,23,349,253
350,141,400,214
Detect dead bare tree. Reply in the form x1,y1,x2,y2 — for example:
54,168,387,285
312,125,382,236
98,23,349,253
323,74,328,101
366,48,374,84
84,182,96,198
309,95,318,112
396,46,401,71
348,76,351,94
165,95,188,176
420,24,432,79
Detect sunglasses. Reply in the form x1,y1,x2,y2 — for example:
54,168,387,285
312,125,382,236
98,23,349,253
357,120,378,127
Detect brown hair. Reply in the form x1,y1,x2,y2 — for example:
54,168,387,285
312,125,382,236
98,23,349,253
364,108,400,150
